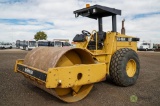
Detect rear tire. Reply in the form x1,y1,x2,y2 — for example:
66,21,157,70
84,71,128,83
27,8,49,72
109,48,140,86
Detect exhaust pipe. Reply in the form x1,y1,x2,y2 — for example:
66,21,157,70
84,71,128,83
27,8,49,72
121,19,125,34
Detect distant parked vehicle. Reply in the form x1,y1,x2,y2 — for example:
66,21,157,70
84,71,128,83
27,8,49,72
53,41,71,47
154,44,160,52
16,40,37,50
16,40,20,49
37,40,54,47
0,42,12,49
137,41,153,51
37,40,71,47
53,39,71,47
0,42,2,49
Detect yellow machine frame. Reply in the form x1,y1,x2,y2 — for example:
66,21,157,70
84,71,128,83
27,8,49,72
14,4,140,103
14,30,137,89
75,30,137,74
15,59,106,88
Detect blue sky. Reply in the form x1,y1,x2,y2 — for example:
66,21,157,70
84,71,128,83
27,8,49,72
132,12,160,19
0,0,160,43
0,19,54,26
0,0,27,4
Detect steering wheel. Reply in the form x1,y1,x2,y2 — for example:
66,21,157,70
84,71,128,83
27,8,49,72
82,30,91,36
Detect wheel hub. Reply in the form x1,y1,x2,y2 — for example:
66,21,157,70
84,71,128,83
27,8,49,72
126,59,136,77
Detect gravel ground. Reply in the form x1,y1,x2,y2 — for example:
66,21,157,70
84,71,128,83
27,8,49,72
0,49,160,106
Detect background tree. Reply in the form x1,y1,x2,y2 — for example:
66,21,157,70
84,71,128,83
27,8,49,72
34,31,47,41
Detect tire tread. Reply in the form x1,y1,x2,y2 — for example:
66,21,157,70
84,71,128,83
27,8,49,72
109,48,139,86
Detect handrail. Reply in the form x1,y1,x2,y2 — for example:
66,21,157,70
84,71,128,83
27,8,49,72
85,30,98,54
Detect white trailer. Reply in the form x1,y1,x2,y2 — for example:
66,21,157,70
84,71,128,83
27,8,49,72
137,41,153,51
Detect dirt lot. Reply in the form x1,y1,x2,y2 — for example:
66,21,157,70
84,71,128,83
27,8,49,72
0,49,160,106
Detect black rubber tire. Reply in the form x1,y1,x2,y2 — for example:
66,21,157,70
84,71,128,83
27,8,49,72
109,48,140,87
